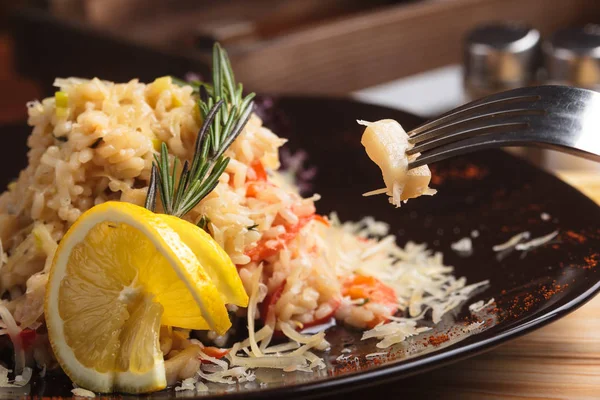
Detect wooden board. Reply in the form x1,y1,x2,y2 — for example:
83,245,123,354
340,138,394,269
359,171,600,399
230,0,600,95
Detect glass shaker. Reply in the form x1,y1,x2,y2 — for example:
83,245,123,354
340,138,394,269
464,22,541,100
542,25,600,170
463,22,542,164
544,25,600,90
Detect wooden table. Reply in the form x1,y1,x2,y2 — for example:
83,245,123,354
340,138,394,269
354,171,600,399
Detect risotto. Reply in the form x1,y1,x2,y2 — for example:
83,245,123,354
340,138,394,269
0,59,485,392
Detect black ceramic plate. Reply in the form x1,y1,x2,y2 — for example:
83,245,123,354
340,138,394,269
1,97,600,399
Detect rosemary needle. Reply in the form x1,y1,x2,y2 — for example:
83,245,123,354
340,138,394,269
145,43,255,219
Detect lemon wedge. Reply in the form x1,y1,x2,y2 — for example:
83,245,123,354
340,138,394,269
45,201,247,393
162,214,248,307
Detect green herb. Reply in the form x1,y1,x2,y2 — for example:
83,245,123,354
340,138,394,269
145,165,158,212
171,76,211,95
145,43,255,218
358,298,370,306
197,215,211,230
89,137,103,149
247,224,259,231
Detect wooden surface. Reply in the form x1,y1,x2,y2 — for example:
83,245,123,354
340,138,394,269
231,0,600,95
376,171,600,400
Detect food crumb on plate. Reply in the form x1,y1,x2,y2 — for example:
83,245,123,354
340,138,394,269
196,381,209,392
175,377,198,392
469,298,495,313
541,212,551,221
365,352,387,359
493,231,531,252
71,388,96,398
451,237,473,253
515,231,559,251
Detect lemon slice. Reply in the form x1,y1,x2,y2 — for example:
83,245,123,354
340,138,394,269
45,202,242,393
162,214,248,307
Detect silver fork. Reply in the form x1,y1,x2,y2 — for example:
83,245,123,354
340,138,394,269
407,85,600,169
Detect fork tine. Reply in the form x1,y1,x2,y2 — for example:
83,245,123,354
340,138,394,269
407,134,527,170
407,125,554,170
408,108,545,147
406,85,600,170
407,122,530,155
407,94,541,138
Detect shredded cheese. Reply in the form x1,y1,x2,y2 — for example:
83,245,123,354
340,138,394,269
71,388,96,398
451,237,473,253
0,302,24,374
493,231,530,252
362,318,431,349
469,298,495,313
515,231,558,251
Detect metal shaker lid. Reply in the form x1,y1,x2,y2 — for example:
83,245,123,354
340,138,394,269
464,22,541,90
544,25,600,89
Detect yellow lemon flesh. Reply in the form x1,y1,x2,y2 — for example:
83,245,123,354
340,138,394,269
45,202,248,393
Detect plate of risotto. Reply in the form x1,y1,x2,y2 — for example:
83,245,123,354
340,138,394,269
0,44,599,399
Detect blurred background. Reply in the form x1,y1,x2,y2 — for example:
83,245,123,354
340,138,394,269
1,0,600,171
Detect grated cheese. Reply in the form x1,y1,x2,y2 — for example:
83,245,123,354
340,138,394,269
221,272,331,374
199,366,255,384
246,266,267,357
0,302,24,374
515,231,558,251
451,237,473,253
362,318,431,349
192,212,492,386
0,365,9,387
365,352,387,358
71,388,96,398
492,231,530,252
469,298,495,313
175,377,198,391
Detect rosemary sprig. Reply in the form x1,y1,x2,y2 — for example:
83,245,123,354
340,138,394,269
145,43,255,218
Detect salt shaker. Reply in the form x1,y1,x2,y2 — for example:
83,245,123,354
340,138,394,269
464,22,541,101
544,25,600,90
543,25,600,170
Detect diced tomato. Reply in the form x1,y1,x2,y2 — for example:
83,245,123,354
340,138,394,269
245,215,314,262
200,346,229,363
246,181,274,198
342,275,398,328
260,280,287,326
245,161,270,196
249,160,268,182
19,329,36,350
246,182,261,197
313,214,329,227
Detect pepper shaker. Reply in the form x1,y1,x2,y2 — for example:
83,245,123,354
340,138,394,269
464,22,541,101
463,22,543,165
543,25,600,90
542,25,600,170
